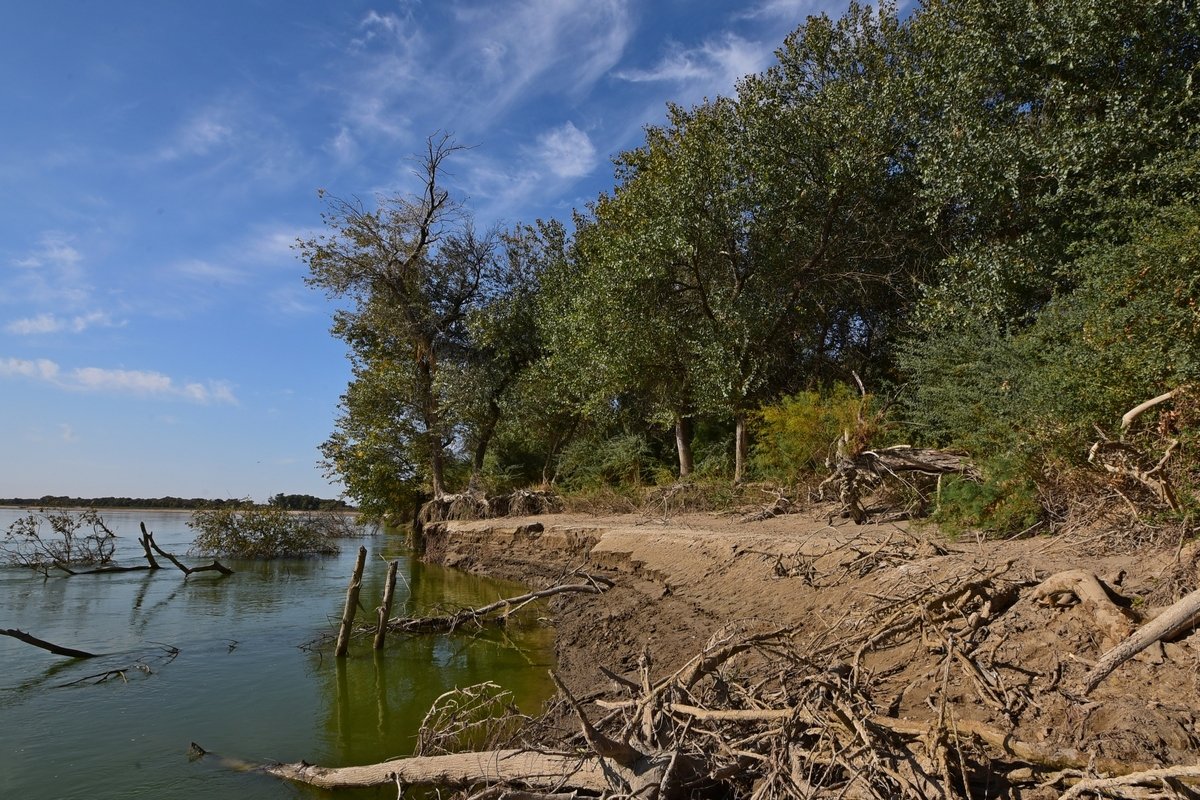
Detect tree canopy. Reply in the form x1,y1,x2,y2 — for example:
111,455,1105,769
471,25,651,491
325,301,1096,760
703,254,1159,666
306,0,1200,527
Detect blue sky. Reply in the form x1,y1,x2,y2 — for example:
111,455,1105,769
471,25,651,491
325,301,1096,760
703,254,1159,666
0,0,845,502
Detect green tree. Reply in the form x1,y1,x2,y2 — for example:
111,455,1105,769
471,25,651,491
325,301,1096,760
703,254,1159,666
301,135,500,499
909,0,1200,327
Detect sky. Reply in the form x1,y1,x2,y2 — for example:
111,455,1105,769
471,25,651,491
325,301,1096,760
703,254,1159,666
0,0,849,503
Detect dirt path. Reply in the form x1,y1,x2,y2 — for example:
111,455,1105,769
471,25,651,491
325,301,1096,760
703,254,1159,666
423,507,1200,797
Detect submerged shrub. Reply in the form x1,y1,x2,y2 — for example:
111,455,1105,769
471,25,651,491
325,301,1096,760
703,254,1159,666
188,505,351,558
1,508,116,573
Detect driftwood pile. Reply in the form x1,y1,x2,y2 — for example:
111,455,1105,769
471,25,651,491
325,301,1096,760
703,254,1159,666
204,551,1200,799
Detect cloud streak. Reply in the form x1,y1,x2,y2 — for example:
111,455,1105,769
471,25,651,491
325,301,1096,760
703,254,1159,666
0,356,237,404
6,310,121,335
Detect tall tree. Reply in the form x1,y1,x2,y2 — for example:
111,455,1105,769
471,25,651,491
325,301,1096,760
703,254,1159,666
300,135,499,499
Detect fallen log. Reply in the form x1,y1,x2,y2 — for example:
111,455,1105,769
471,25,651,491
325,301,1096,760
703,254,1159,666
193,743,618,792
1081,585,1200,695
0,628,98,658
1032,570,1136,648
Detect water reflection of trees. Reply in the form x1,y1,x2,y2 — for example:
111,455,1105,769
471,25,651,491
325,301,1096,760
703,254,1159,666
313,558,556,767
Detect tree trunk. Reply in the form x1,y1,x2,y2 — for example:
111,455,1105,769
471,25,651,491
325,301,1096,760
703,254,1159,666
335,546,367,657
675,413,694,478
373,560,399,650
417,346,447,498
733,413,748,484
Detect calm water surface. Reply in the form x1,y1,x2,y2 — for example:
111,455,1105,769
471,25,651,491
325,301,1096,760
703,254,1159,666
0,508,554,799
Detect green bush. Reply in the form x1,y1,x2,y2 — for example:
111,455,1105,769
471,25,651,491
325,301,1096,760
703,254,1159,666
554,433,658,489
751,385,880,485
932,456,1044,536
188,505,348,558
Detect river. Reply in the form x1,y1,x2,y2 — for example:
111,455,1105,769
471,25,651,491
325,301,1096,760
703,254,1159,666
0,508,555,799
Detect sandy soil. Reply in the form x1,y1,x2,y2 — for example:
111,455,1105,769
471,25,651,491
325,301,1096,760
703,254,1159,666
422,506,1200,797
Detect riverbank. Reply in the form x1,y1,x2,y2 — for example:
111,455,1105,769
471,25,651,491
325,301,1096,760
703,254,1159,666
422,507,1200,798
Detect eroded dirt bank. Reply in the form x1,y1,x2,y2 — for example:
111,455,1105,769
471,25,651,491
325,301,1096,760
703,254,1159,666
423,509,1200,798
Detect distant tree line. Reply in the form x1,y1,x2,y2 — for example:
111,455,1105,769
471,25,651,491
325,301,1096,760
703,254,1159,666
302,0,1200,530
0,495,353,511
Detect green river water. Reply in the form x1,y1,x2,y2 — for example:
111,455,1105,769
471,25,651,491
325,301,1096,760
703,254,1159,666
0,509,555,799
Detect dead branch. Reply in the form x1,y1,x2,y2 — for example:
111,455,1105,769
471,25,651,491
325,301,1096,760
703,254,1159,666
386,575,613,634
550,670,645,768
143,525,233,575
0,628,97,658
1121,388,1184,437
1088,438,1182,513
1081,586,1200,695
823,445,979,523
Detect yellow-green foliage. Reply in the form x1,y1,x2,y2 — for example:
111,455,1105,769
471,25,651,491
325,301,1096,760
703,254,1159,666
751,385,875,485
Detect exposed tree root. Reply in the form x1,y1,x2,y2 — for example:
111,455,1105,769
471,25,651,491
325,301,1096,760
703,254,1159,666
1031,570,1136,648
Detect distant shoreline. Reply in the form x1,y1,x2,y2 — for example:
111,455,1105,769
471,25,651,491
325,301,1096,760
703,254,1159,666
0,495,354,512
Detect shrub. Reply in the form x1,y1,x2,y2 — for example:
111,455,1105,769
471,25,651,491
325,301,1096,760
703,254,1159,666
1,508,116,573
188,505,350,558
932,456,1044,536
751,385,882,485
554,433,657,489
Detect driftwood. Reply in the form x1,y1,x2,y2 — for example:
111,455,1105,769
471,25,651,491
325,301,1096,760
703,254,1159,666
335,545,367,657
192,743,616,792
1089,388,1189,513
0,628,98,658
823,444,979,523
384,575,613,635
1081,585,1200,694
142,524,233,575
52,524,232,577
1055,764,1200,799
1031,570,1136,648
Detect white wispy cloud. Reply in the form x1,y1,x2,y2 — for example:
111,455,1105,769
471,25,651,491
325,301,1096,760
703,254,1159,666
6,310,122,335
174,258,250,285
156,106,236,162
0,356,238,404
4,231,93,309
615,33,771,94
334,0,632,152
0,357,60,381
536,122,597,179
736,0,825,21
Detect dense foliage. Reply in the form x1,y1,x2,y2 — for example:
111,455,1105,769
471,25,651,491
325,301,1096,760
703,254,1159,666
304,0,1200,531
188,506,352,559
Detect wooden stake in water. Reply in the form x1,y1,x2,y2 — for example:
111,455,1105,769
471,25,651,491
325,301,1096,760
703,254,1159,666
335,546,367,657
373,559,399,650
